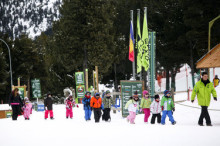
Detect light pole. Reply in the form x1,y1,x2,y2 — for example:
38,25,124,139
0,39,13,91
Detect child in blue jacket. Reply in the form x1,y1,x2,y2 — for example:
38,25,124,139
82,91,92,121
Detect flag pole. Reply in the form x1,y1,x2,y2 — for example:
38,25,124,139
130,10,136,80
137,9,142,80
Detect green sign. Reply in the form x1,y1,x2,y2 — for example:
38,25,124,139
18,87,25,99
76,85,85,98
121,80,144,117
31,79,42,98
75,72,84,85
149,32,156,97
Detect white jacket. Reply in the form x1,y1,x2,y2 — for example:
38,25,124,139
150,100,162,114
125,100,139,112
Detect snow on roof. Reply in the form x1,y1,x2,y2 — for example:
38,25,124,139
0,104,12,111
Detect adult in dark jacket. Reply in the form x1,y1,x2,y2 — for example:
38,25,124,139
44,92,54,120
9,88,23,120
82,91,92,121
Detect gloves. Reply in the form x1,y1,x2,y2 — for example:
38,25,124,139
191,100,194,103
214,97,217,101
172,107,175,112
45,106,47,110
140,108,142,112
161,106,164,111
76,105,79,108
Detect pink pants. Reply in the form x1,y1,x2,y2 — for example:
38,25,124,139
143,108,151,122
66,108,73,118
23,109,31,119
45,110,53,119
127,111,136,124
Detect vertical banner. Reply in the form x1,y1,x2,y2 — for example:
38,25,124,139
141,7,149,71
148,32,156,97
31,79,42,98
75,72,84,85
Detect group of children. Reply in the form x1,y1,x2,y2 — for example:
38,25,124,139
19,89,176,125
125,90,176,125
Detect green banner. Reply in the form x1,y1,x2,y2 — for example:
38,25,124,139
136,10,142,73
76,85,85,98
75,72,84,85
141,8,149,71
18,87,25,99
31,79,42,98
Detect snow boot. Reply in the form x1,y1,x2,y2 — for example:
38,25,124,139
172,121,176,125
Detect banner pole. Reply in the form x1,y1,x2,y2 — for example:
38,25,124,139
130,10,136,80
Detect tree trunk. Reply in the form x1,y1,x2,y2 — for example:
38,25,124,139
83,46,88,86
166,68,170,90
114,63,118,92
171,68,176,92
190,43,195,87
28,75,30,98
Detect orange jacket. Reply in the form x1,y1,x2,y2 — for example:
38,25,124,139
90,97,102,108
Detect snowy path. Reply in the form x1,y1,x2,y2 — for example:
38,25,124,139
1,103,220,146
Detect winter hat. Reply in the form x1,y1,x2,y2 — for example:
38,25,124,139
154,94,160,100
85,91,91,98
164,90,170,96
142,90,149,96
24,97,29,103
133,91,138,95
47,92,52,97
106,90,110,94
95,93,100,97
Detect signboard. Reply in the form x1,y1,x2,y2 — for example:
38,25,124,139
76,85,85,98
121,80,144,117
75,72,84,85
31,79,42,98
18,87,25,99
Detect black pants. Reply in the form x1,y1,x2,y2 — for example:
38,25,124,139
12,105,20,120
102,108,111,121
93,108,101,123
199,106,211,125
151,113,161,124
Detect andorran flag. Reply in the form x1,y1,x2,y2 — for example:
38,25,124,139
129,21,135,62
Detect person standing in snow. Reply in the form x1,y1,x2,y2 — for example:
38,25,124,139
90,93,102,123
150,94,162,124
22,97,32,120
191,72,217,126
140,90,151,123
125,91,139,124
82,91,92,121
102,90,115,122
44,92,54,120
213,75,219,87
161,90,176,125
9,88,23,120
65,95,78,119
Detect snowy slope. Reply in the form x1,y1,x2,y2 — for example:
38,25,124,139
1,103,220,146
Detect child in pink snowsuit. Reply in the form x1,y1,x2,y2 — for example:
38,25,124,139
66,96,78,119
22,97,32,120
125,91,139,124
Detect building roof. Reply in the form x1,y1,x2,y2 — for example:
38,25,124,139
196,44,220,69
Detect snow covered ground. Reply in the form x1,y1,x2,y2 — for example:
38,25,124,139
1,66,220,146
1,98,220,146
